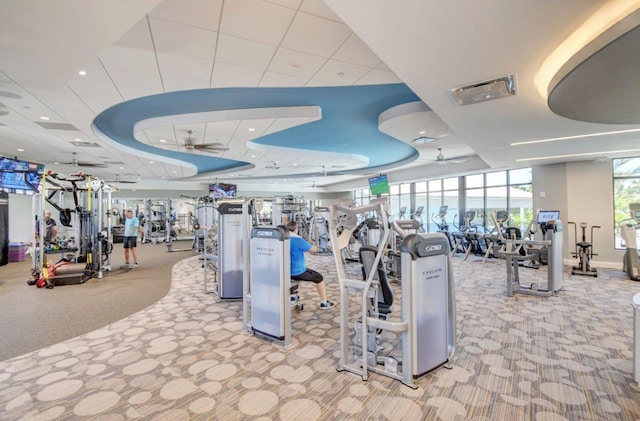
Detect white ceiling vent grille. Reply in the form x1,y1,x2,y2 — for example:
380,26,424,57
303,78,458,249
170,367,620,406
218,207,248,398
71,141,102,148
448,75,517,106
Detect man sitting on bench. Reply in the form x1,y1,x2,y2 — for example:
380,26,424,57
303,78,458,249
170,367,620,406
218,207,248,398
286,220,334,310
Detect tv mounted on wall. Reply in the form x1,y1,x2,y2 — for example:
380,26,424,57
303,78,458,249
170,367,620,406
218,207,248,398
368,174,389,196
0,156,44,194
209,183,238,198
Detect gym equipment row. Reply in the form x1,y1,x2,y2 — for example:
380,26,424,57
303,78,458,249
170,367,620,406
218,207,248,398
568,221,601,277
329,199,456,388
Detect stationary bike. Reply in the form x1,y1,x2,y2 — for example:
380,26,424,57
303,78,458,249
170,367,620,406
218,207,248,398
568,221,600,277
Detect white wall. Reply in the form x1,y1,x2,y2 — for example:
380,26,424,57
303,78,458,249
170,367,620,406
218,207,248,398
7,194,34,244
533,161,622,268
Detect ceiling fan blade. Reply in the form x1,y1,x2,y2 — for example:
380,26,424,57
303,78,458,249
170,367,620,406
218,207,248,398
106,179,137,184
194,144,230,151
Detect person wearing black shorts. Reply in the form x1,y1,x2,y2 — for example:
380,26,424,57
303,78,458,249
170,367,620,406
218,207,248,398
123,209,139,269
286,220,334,309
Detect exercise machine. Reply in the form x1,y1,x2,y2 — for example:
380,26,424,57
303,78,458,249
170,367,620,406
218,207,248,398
212,199,246,301
621,203,640,281
388,218,422,278
568,221,600,277
30,171,108,287
310,206,331,253
329,199,456,388
502,211,564,297
243,225,301,348
431,205,454,252
482,210,511,263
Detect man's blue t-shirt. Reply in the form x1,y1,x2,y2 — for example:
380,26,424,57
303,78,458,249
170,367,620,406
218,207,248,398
289,233,311,276
125,216,140,237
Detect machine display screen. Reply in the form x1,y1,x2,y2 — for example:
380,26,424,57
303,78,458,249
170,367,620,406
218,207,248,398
537,210,559,223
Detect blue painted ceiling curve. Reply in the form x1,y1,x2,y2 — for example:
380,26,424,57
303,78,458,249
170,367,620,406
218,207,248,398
92,83,421,175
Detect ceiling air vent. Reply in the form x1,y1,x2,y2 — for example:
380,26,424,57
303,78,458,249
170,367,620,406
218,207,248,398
71,141,102,148
35,122,79,130
448,75,517,106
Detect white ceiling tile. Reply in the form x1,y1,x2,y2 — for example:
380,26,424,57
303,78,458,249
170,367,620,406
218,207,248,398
216,34,277,71
281,12,351,57
355,69,402,85
205,121,241,141
259,72,308,87
150,18,217,60
266,0,303,9
333,34,382,67
221,0,295,45
299,0,341,21
162,74,212,93
107,67,162,90
268,48,327,79
211,62,263,87
156,52,213,80
114,17,154,49
149,0,222,31
308,59,370,85
99,46,158,72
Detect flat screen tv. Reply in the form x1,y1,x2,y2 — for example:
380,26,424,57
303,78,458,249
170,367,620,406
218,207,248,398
0,156,44,194
537,210,559,224
368,174,389,196
209,183,237,198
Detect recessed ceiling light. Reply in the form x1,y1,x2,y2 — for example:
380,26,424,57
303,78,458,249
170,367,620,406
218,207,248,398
16,148,24,152
172,170,177,173
40,116,49,120
159,139,167,143
419,131,426,135
119,166,124,170
149,161,154,164
248,128,256,132
293,163,298,167
250,154,256,158
53,162,59,165
78,70,87,76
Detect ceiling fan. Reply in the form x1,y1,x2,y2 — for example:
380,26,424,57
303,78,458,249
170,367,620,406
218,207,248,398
435,148,470,165
61,152,107,168
183,130,230,153
265,160,281,170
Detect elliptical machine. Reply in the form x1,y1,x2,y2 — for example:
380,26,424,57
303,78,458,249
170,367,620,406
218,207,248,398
620,203,640,281
431,205,454,251
568,221,600,277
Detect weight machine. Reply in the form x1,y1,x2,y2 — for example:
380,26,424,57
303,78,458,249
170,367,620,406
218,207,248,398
243,225,302,348
568,221,601,277
502,211,564,297
30,171,108,288
329,199,456,388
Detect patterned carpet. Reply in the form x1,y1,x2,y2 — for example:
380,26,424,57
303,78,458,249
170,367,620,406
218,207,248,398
1,252,640,420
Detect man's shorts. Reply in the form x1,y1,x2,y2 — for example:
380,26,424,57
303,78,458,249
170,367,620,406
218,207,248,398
123,236,137,249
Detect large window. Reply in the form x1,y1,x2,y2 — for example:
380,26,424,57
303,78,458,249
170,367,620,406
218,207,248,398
613,157,640,248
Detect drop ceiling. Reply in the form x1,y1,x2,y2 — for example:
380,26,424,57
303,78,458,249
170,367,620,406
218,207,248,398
0,0,639,194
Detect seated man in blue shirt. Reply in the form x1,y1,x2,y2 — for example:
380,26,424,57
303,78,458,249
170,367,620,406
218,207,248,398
286,220,334,310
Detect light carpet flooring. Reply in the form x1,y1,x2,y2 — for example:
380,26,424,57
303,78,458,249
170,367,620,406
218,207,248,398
1,252,640,420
